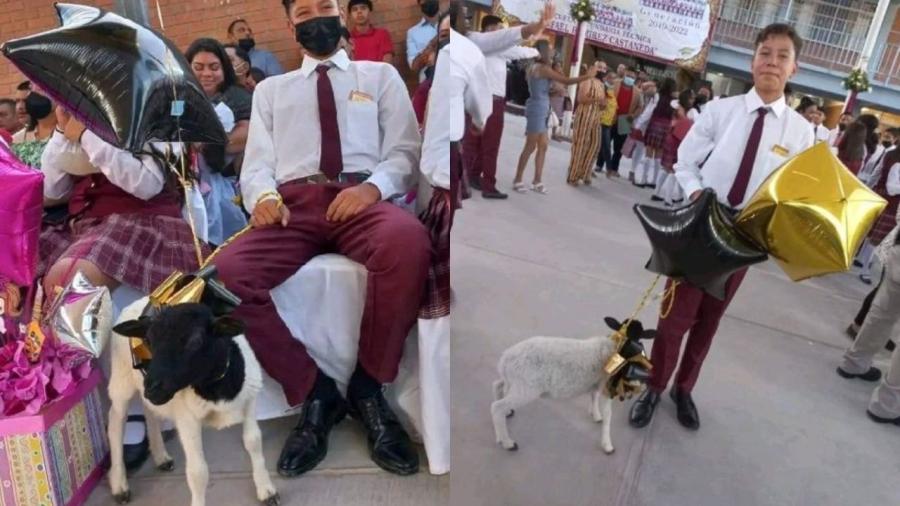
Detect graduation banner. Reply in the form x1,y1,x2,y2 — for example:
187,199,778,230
500,0,721,71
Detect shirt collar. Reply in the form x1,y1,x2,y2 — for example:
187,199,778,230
299,49,351,78
745,87,787,118
419,17,437,28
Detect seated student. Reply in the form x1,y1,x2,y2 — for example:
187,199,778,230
12,92,57,168
38,109,201,296
38,106,204,472
187,38,252,176
187,39,251,245
211,0,430,478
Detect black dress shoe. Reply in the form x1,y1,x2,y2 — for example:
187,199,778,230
836,366,882,382
670,389,700,430
277,399,347,477
348,391,419,475
888,340,896,352
124,415,150,473
650,195,664,202
482,189,509,199
469,178,482,192
866,410,900,425
629,389,660,428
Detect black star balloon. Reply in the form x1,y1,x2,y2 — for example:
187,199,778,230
634,189,768,300
1,3,227,153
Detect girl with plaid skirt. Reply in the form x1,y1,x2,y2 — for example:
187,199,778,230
37,109,202,297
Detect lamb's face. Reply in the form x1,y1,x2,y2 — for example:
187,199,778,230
113,304,243,406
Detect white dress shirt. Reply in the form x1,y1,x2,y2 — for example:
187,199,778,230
241,49,421,212
812,124,830,143
675,87,815,209
634,94,658,132
420,49,452,189
860,144,889,187
446,29,492,142
468,27,538,98
885,161,900,196
41,130,167,201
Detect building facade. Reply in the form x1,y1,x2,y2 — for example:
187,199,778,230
0,0,425,97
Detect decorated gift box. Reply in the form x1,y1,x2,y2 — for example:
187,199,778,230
0,369,108,506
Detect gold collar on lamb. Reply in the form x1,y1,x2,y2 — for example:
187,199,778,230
130,271,208,365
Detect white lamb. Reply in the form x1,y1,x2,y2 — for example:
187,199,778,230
491,317,655,454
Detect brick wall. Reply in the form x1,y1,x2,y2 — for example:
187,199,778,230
0,0,424,98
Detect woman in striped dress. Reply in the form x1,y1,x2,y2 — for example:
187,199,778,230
567,64,608,185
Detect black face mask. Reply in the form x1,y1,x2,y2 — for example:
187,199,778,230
421,0,440,17
295,16,343,57
238,37,256,52
595,70,607,80
839,123,847,132
25,93,52,121
883,140,894,148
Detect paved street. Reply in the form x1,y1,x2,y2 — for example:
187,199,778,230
450,113,900,506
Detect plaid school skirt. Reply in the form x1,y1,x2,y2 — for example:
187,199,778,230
644,117,672,151
37,214,203,293
869,197,900,245
418,188,452,319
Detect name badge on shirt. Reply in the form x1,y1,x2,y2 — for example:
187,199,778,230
771,144,789,157
349,90,374,103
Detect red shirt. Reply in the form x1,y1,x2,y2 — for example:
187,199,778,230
351,26,394,63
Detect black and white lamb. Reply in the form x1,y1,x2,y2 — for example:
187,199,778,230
492,317,655,454
107,300,279,506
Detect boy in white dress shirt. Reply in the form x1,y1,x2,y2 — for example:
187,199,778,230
212,0,430,478
630,23,815,431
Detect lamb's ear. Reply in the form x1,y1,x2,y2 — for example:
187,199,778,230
113,317,150,339
213,316,245,339
604,317,620,331
641,329,657,340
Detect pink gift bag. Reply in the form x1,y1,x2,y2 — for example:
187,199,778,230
0,143,44,285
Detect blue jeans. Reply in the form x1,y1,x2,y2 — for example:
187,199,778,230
595,124,612,170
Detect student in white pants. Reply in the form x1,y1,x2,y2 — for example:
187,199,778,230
633,82,659,187
838,239,900,425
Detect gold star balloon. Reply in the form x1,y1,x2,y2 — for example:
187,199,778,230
735,142,887,282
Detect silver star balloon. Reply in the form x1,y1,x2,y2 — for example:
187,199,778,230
48,271,113,358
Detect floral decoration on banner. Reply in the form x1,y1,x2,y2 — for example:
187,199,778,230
569,0,596,23
843,68,872,93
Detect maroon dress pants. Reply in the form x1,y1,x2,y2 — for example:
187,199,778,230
463,96,506,192
213,182,432,406
648,269,748,394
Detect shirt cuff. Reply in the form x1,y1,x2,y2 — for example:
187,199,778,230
365,171,400,201
677,174,704,200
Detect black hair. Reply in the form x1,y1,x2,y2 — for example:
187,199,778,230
227,18,247,34
250,67,267,83
481,15,503,31
677,89,694,113
755,23,803,56
185,38,238,94
651,78,677,120
858,113,881,155
16,81,31,92
795,96,817,114
348,0,373,11
223,43,252,68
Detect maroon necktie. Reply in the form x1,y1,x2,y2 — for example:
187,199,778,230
728,107,768,207
316,64,343,180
